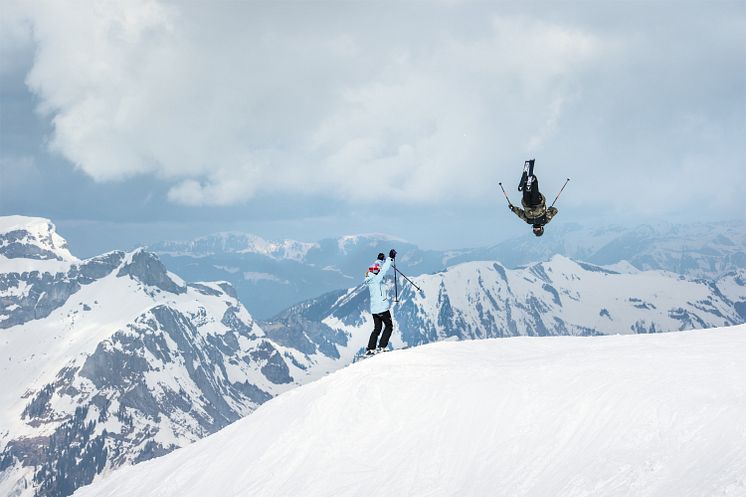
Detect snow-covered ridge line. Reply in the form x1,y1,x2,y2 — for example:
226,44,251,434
0,248,191,329
151,231,412,261
149,221,746,319
148,231,430,318
149,231,318,261
261,254,746,369
0,215,60,236
72,325,746,497
0,215,77,263
336,233,408,253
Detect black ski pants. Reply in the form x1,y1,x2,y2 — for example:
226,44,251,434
368,310,393,350
522,176,542,206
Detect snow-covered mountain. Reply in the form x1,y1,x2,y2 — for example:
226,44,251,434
454,221,746,278
149,221,745,319
150,233,445,318
0,216,78,268
151,232,317,262
0,217,319,497
72,325,746,497
261,256,745,364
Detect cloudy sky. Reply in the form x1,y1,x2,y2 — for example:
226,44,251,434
1,0,744,256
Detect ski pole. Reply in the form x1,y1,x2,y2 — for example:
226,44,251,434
498,182,514,207
549,178,570,209
393,259,399,303
394,267,422,293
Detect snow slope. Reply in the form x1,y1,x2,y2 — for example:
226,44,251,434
74,325,746,497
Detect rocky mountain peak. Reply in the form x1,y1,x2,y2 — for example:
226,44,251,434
0,215,77,262
117,249,187,294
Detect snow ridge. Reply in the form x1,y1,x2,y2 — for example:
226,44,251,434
0,216,77,268
150,232,317,262
73,325,746,497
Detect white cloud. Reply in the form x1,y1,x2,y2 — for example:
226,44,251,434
11,1,603,206
8,1,745,214
0,0,34,76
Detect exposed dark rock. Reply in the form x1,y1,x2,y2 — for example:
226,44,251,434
22,384,55,420
117,250,186,294
0,229,63,261
187,283,223,297
217,282,238,299
222,307,253,338
251,342,293,384
736,301,746,320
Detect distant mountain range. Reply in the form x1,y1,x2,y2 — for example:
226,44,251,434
150,221,746,318
453,221,746,275
149,233,448,318
261,255,746,365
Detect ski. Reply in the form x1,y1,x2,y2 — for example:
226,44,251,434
518,159,534,191
353,346,410,363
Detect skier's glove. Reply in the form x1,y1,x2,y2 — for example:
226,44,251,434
389,249,397,259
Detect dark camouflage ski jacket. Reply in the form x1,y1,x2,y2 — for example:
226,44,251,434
510,194,558,226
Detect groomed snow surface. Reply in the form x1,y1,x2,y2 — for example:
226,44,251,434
76,326,746,497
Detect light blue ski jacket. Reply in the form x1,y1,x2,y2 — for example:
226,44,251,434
365,256,393,315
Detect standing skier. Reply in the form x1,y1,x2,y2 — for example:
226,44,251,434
364,249,397,356
510,159,558,237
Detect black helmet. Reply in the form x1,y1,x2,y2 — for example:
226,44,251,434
532,224,544,237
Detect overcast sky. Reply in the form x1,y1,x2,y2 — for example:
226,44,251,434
1,0,744,256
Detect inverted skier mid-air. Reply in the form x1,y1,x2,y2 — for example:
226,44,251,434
500,159,569,237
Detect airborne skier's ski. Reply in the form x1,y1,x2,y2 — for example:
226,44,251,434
517,159,534,192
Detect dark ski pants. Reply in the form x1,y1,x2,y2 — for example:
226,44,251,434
522,176,541,206
368,310,393,350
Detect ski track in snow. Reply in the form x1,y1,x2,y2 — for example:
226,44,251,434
74,325,746,497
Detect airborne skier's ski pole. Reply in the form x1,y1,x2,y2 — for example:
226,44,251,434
394,267,422,293
393,259,399,303
498,182,514,207
550,178,571,209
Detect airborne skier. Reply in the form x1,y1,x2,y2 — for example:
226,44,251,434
364,249,397,356
509,159,559,237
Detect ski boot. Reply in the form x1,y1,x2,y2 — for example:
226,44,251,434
525,174,535,191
